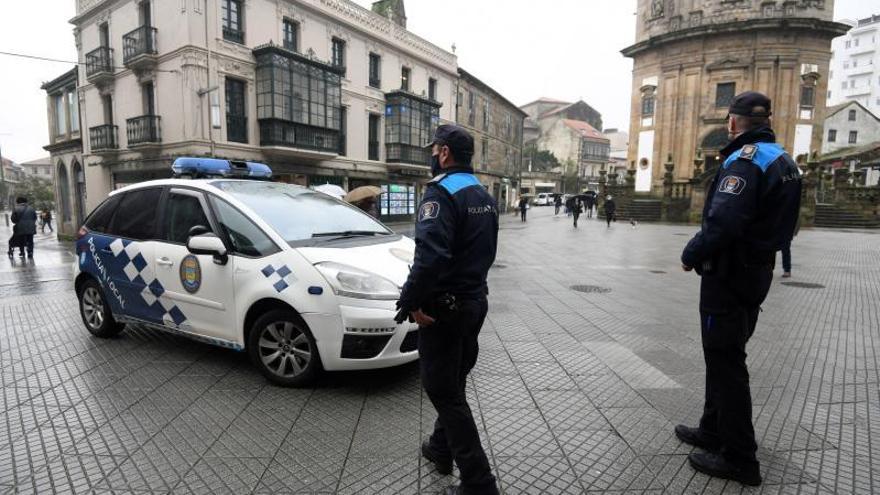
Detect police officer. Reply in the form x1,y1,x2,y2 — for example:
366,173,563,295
396,125,499,495
679,91,802,486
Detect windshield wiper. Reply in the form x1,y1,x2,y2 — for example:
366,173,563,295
311,230,390,239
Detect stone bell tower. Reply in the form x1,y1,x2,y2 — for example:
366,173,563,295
371,0,407,28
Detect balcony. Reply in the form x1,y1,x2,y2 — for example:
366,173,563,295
89,125,118,152
259,119,340,155
123,26,158,70
386,144,430,166
85,46,114,86
226,115,248,144
126,115,161,147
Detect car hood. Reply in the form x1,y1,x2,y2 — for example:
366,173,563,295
296,236,416,286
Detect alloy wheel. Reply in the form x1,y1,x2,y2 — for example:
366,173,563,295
258,321,312,378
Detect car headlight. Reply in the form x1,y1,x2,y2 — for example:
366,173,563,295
314,262,400,300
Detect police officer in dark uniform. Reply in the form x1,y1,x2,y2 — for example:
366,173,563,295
395,125,500,495
679,91,802,486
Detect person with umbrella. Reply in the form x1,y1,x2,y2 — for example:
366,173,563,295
604,195,616,228
584,191,596,219
345,186,383,218
571,194,584,228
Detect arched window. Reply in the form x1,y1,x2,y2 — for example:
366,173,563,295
57,162,72,223
72,161,86,225
848,109,857,121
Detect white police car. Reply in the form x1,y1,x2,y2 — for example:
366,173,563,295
74,158,418,386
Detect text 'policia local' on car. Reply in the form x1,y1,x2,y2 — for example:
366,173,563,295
74,158,419,386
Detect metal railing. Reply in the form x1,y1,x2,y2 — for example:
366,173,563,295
123,26,157,64
258,119,339,153
226,115,248,144
385,143,430,166
85,46,113,77
126,115,161,145
89,124,118,151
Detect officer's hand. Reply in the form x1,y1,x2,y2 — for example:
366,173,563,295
682,264,693,272
411,309,435,327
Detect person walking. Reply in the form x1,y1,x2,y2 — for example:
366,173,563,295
572,196,583,228
554,194,562,215
395,124,500,495
779,216,800,278
518,196,528,222
603,195,616,228
584,192,596,219
679,91,801,486
41,210,54,233
11,197,37,258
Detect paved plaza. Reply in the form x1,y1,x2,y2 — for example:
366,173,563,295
0,208,878,494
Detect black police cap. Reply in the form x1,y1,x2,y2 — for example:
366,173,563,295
729,91,772,118
425,124,475,157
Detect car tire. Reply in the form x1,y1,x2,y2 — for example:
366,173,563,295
77,278,125,338
248,310,321,387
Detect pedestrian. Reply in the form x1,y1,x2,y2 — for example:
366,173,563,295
394,124,500,495
554,194,562,215
572,196,583,228
518,196,528,222
780,217,800,278
41,210,54,233
584,192,595,219
10,197,37,258
603,195,616,228
679,91,801,487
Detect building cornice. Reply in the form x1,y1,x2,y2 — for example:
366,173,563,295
41,68,78,93
622,18,850,58
44,139,83,154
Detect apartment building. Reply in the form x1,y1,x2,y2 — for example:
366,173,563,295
828,15,880,111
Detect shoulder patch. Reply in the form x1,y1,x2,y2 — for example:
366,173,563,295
740,144,757,160
718,175,747,195
418,201,440,221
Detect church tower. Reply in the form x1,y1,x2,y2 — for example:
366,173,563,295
372,0,407,29
622,0,848,192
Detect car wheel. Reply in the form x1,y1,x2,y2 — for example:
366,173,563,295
248,310,320,387
78,278,125,338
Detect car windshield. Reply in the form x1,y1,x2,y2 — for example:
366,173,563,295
211,181,392,244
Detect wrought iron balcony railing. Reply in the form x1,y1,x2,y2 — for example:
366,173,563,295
89,124,118,151
85,46,113,78
123,26,157,64
126,115,161,145
385,143,430,166
258,119,340,154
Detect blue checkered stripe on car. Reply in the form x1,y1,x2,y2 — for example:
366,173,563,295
262,264,294,293
109,238,188,327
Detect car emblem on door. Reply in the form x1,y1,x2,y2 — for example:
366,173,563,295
180,255,202,294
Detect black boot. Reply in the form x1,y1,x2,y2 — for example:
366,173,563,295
422,439,453,475
674,424,720,451
440,486,461,495
688,452,761,486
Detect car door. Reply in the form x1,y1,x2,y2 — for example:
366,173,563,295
99,187,163,323
152,188,236,340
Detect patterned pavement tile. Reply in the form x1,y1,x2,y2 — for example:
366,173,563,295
556,429,662,491
531,391,609,431
495,456,582,494
171,457,269,494
336,456,420,494
13,454,125,494
483,408,561,457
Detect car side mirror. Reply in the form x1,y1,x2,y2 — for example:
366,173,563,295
187,233,228,265
188,225,210,238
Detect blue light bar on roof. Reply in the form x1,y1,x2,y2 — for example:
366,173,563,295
171,157,273,180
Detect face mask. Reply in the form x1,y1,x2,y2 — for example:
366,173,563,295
431,154,442,177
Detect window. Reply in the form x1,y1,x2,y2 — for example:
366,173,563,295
209,196,279,257
283,19,298,51
368,113,380,161
84,194,123,233
844,61,849,69
467,91,475,126
222,0,243,43
842,82,847,90
163,193,210,244
331,37,346,70
716,82,736,108
142,81,155,115
762,4,774,17
828,129,837,142
99,23,109,47
384,92,440,165
849,131,858,144
845,40,851,49
369,53,381,88
401,66,410,91
828,91,832,100
641,95,655,116
848,109,857,121
102,94,113,125
799,86,815,108
428,78,437,101
54,94,67,137
481,138,489,170
225,78,247,143
109,188,162,240
482,99,490,131
68,89,79,133
855,38,860,47
339,107,347,156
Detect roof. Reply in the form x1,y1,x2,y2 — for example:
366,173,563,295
457,68,528,117
563,120,608,141
520,97,571,108
816,141,880,163
41,68,78,93
539,100,601,120
20,157,52,167
824,100,880,122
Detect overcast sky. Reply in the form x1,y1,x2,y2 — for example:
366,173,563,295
0,0,878,163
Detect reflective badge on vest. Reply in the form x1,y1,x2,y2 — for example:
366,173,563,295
719,175,747,195
740,144,757,161
419,201,440,221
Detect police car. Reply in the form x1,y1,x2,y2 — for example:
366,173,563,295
74,158,419,386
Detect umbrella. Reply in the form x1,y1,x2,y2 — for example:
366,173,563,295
312,183,346,199
344,185,382,203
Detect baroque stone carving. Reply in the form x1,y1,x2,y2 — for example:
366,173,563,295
651,0,664,19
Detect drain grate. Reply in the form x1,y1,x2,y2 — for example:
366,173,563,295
781,281,825,289
492,264,507,270
570,285,612,294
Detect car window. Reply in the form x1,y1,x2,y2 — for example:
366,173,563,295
109,188,162,240
84,194,122,233
163,193,211,244
209,196,279,257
